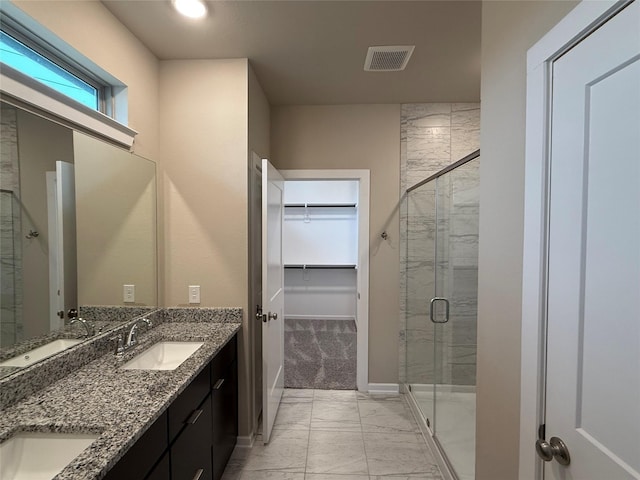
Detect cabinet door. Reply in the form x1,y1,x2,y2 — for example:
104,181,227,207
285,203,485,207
145,451,170,480
103,411,168,480
212,360,238,480
171,394,213,480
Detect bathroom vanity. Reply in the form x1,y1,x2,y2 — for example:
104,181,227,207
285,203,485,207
0,314,240,480
103,333,238,480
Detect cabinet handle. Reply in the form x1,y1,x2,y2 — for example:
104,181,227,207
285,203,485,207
213,378,225,390
192,468,204,480
186,409,203,424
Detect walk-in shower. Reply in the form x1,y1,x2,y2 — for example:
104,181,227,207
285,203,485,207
403,150,479,480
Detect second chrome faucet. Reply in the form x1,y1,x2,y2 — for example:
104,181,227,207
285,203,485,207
114,318,153,356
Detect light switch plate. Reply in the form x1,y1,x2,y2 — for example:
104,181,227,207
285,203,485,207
123,284,135,303
189,285,200,304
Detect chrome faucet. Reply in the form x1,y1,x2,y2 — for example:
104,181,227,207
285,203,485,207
69,317,95,338
125,318,153,349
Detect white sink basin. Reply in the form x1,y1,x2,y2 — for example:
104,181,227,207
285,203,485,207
0,339,83,368
0,432,99,480
122,341,204,370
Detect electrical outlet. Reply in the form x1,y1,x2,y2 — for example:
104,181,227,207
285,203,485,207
189,285,200,304
123,284,135,303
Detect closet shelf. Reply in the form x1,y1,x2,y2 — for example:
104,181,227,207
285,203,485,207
284,264,357,269
284,203,357,208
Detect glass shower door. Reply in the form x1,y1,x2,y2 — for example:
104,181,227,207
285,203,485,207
404,154,479,480
432,159,479,480
405,180,437,426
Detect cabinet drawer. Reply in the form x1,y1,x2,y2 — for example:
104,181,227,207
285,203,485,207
171,394,213,480
169,363,211,442
103,411,168,480
211,336,236,385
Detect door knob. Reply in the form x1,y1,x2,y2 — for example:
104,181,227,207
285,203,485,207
268,312,278,321
535,436,571,465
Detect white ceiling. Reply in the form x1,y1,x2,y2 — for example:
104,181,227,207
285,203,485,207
102,0,481,106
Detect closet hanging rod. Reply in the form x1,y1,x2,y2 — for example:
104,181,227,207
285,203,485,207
284,203,357,208
284,264,357,269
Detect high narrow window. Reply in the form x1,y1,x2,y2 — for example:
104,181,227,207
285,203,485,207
0,29,101,110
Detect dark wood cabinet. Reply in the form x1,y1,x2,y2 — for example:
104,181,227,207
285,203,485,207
211,358,238,480
103,334,238,480
171,395,213,480
103,411,169,480
168,363,211,443
146,452,171,480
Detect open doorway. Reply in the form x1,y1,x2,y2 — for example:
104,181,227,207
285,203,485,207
249,160,370,441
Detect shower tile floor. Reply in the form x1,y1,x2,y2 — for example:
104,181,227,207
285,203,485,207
413,390,476,480
222,389,444,480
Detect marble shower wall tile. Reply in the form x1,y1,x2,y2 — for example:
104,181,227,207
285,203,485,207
399,103,480,387
1,104,22,348
451,104,481,162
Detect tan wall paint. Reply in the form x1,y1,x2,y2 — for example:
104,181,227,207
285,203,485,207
159,59,249,308
16,110,74,338
249,64,271,161
159,59,252,434
12,0,160,161
246,62,271,436
477,2,579,479
271,105,401,383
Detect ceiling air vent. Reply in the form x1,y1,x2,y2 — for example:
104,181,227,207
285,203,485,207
364,45,415,72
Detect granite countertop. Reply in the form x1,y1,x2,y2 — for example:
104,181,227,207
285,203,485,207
0,321,241,480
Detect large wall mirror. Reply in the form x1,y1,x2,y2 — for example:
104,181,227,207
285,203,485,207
0,101,157,377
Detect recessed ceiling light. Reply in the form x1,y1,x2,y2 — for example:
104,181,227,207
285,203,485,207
172,0,207,19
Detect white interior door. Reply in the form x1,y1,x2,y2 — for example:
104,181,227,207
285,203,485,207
250,153,263,435
544,2,640,478
261,158,285,444
46,161,77,329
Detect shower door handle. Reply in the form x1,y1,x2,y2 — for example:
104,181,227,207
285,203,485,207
430,297,450,323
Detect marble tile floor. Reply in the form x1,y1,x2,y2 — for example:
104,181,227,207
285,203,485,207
222,389,444,480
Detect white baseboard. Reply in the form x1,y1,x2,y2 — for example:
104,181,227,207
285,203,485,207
235,434,255,448
366,383,400,394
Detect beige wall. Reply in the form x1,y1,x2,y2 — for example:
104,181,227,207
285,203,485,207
246,62,271,435
159,59,249,308
159,59,252,434
271,105,401,383
249,64,271,161
476,2,579,479
16,110,74,338
12,0,160,161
